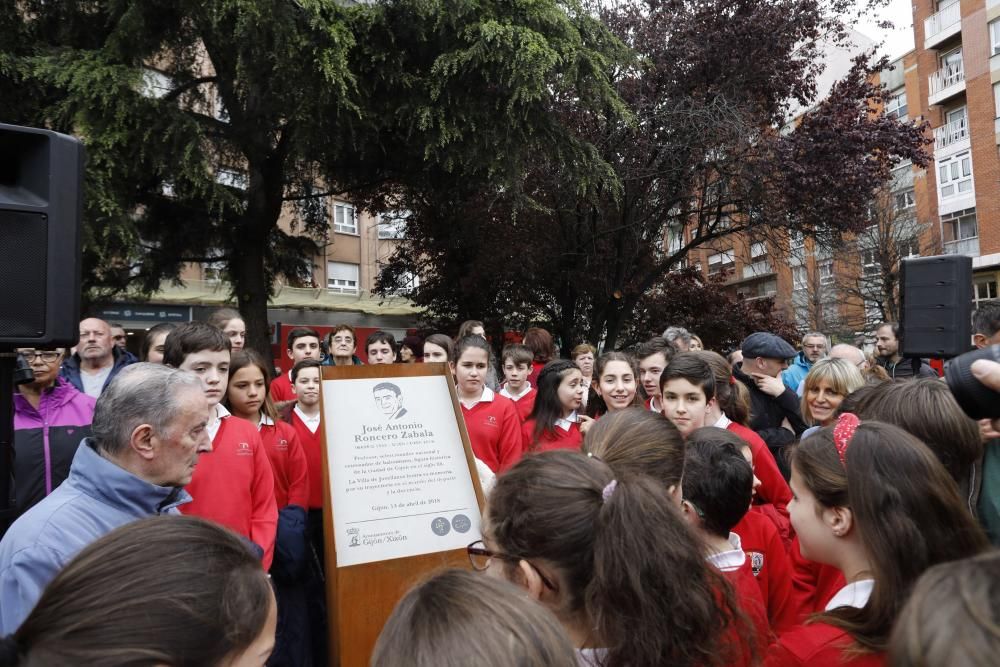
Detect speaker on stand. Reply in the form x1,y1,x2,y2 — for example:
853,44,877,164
0,123,84,529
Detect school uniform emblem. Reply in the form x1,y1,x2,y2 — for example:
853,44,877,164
236,442,253,456
486,416,498,426
749,551,764,577
276,438,289,451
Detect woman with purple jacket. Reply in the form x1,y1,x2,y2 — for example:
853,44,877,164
12,348,96,519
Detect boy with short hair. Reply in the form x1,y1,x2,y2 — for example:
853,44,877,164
366,330,398,365
636,337,673,413
271,328,323,409
681,432,771,656
285,359,324,515
660,352,715,438
323,324,364,366
163,321,277,569
498,343,536,422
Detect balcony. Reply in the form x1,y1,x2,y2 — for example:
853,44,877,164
944,237,980,257
925,2,962,49
928,61,965,106
934,116,969,152
741,259,775,280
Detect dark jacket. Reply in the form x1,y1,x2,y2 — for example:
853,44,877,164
12,378,97,517
734,364,808,478
876,356,938,380
59,346,135,395
320,354,364,366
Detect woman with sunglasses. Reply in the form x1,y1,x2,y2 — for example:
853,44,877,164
13,348,97,519
469,449,749,667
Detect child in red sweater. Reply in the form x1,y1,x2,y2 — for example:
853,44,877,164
659,353,715,439
270,327,323,412
521,360,590,453
697,350,793,545
225,349,311,665
452,336,522,473
765,417,988,666
590,352,639,416
164,322,277,569
498,343,536,423
688,426,798,635
681,432,772,661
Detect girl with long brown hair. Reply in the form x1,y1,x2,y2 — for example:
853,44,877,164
479,449,749,667
766,418,989,665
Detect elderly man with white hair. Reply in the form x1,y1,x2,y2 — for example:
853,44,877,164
0,363,212,633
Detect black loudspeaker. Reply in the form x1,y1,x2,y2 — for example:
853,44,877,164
900,254,972,358
0,123,84,347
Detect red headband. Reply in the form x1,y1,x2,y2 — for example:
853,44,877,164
833,413,860,467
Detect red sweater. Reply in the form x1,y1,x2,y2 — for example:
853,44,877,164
719,559,772,666
527,361,546,387
181,415,278,569
289,409,325,510
734,510,798,635
259,419,310,509
501,386,536,423
727,421,793,545
522,419,583,453
765,623,884,667
270,371,295,403
461,392,522,473
789,535,846,623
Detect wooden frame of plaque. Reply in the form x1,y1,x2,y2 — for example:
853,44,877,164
319,362,486,666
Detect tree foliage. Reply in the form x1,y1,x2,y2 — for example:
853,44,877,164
378,0,931,350
0,0,623,358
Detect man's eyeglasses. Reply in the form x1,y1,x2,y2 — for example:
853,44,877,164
466,540,558,591
18,351,61,363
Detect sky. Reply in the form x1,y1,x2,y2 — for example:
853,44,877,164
854,0,916,60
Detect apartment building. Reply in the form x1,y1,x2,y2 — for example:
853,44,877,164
914,0,1000,308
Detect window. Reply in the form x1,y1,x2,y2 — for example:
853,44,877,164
942,208,978,243
707,250,735,275
750,242,767,260
894,189,916,211
885,90,907,120
862,249,880,276
216,168,247,190
793,265,808,290
387,271,420,295
940,47,963,75
377,211,408,240
333,202,357,235
991,19,1000,57
790,231,805,251
975,278,998,306
994,83,1000,119
666,224,684,254
901,237,920,259
819,260,835,285
140,68,173,99
937,151,973,199
327,261,360,294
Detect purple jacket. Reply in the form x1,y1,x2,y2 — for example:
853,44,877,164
13,378,97,517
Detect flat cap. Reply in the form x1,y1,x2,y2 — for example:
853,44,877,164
741,332,796,360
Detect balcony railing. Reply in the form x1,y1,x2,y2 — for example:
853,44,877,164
944,237,980,257
925,2,962,47
935,116,969,150
928,61,965,100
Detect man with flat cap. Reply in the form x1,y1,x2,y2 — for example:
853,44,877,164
733,332,807,478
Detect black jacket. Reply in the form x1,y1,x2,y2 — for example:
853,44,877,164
734,364,807,478
876,356,938,380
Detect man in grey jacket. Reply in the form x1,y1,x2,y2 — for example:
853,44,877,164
0,363,211,633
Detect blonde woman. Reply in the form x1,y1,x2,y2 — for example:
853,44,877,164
800,358,865,437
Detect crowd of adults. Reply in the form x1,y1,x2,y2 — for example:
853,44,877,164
3,304,1000,666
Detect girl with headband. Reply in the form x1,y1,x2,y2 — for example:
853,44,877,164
474,449,750,667
766,415,989,666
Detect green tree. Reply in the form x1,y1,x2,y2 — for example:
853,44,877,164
376,0,931,350
0,0,623,358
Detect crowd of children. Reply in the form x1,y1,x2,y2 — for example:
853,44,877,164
6,310,1000,667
